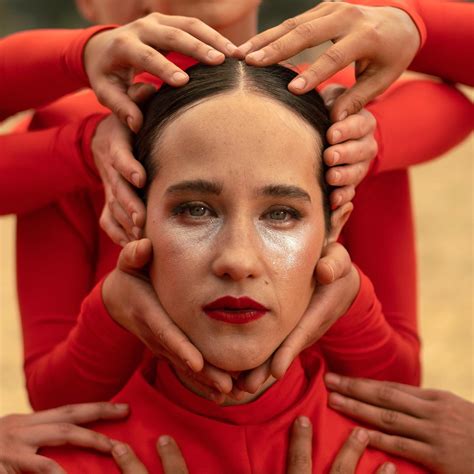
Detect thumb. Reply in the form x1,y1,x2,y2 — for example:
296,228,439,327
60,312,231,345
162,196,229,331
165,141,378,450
118,238,153,273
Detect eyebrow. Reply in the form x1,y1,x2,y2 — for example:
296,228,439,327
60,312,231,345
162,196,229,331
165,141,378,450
259,184,311,202
166,179,223,195
165,180,311,202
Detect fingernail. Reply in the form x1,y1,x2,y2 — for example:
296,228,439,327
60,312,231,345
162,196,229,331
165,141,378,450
132,226,141,240
114,403,129,411
112,443,128,456
172,71,188,83
338,110,348,121
158,435,170,447
226,42,237,54
131,212,138,226
325,99,334,108
213,382,224,393
239,41,253,56
119,240,128,247
126,116,134,131
331,196,341,211
332,151,340,165
298,416,311,428
325,372,341,387
289,76,306,90
131,172,140,187
329,393,345,408
355,428,369,443
382,463,397,474
185,359,197,372
332,170,341,184
207,49,224,60
332,130,342,143
247,50,265,62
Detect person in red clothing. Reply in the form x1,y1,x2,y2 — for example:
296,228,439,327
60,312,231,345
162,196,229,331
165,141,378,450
41,59,426,474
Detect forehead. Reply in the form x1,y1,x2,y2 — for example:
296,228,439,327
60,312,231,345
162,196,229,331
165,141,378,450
154,92,322,185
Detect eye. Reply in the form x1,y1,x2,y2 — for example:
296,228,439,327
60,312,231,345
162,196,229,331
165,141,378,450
172,202,215,219
263,207,301,223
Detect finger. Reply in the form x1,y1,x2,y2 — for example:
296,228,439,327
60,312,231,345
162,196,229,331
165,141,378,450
287,416,313,474
326,162,370,187
156,15,237,56
367,430,433,468
288,36,363,94
238,5,332,55
127,82,157,105
110,140,147,190
199,362,233,394
173,366,225,404
109,199,138,240
327,110,377,145
331,68,397,121
237,359,272,394
157,435,189,474
112,177,147,229
330,185,356,211
376,463,398,474
118,239,153,274
329,428,368,474
314,241,351,285
12,455,67,474
112,442,148,474
327,393,428,439
324,136,377,168
21,402,129,426
99,204,131,247
324,374,434,417
19,423,113,452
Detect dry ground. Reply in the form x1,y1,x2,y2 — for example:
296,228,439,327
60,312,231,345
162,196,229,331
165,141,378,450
0,96,472,415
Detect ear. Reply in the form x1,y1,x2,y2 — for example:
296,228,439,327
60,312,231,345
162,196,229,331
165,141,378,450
326,202,353,244
75,0,98,22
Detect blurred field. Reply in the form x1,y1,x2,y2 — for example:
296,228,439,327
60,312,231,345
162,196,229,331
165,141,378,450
0,97,473,416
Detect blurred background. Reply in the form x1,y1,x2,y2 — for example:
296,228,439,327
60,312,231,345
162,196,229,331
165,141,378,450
0,0,473,415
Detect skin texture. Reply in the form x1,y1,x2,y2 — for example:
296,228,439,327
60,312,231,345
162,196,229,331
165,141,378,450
144,90,347,400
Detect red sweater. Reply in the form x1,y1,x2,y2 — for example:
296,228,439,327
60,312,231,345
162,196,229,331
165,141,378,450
2,1,473,409
41,277,426,473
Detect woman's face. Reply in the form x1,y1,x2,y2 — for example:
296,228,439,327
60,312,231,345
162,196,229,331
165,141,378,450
146,92,327,371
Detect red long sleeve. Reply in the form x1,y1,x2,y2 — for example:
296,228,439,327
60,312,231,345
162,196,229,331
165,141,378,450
17,192,143,410
409,0,474,86
0,26,112,120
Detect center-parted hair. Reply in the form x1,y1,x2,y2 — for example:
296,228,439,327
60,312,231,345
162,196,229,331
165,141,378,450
135,59,332,228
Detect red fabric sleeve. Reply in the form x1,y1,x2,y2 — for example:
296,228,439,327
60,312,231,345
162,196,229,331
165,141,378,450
0,26,114,120
17,198,143,410
409,0,474,86
0,114,105,216
367,79,473,176
319,265,419,384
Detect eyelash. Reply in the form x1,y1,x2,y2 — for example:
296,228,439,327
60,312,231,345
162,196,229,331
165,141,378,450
171,202,302,223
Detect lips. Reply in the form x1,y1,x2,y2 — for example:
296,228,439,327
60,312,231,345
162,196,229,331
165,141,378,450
203,296,269,324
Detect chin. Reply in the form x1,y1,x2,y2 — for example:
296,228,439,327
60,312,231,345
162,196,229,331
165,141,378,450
203,343,274,372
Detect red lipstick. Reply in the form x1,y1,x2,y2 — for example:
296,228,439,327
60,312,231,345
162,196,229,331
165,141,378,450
203,296,268,324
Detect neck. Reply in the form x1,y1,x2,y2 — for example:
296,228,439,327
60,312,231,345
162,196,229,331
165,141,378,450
217,10,258,45
175,367,277,406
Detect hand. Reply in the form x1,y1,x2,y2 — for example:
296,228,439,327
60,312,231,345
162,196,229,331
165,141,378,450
92,113,146,246
111,416,314,473
0,402,128,473
325,373,474,473
236,240,359,393
84,13,237,132
239,2,420,120
320,84,377,209
330,427,397,474
102,239,234,403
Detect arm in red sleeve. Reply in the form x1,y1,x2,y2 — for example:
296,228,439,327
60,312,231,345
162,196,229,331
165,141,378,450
367,78,473,176
0,114,104,216
319,266,419,385
17,197,143,410
409,0,474,86
0,26,113,120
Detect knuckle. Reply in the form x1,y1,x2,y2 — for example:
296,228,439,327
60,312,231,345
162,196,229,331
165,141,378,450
349,94,366,114
59,404,77,418
341,376,357,395
57,422,73,436
294,22,315,41
37,458,59,473
394,436,408,453
381,409,398,426
138,48,156,67
376,385,395,403
269,40,284,54
185,16,200,29
282,17,298,31
164,27,179,44
322,47,346,67
110,34,129,51
289,452,311,469
331,460,349,474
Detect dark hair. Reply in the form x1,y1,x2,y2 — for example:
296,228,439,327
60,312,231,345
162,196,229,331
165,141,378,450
135,59,332,228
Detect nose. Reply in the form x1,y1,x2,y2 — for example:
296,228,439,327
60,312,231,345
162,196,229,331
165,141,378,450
211,219,264,281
